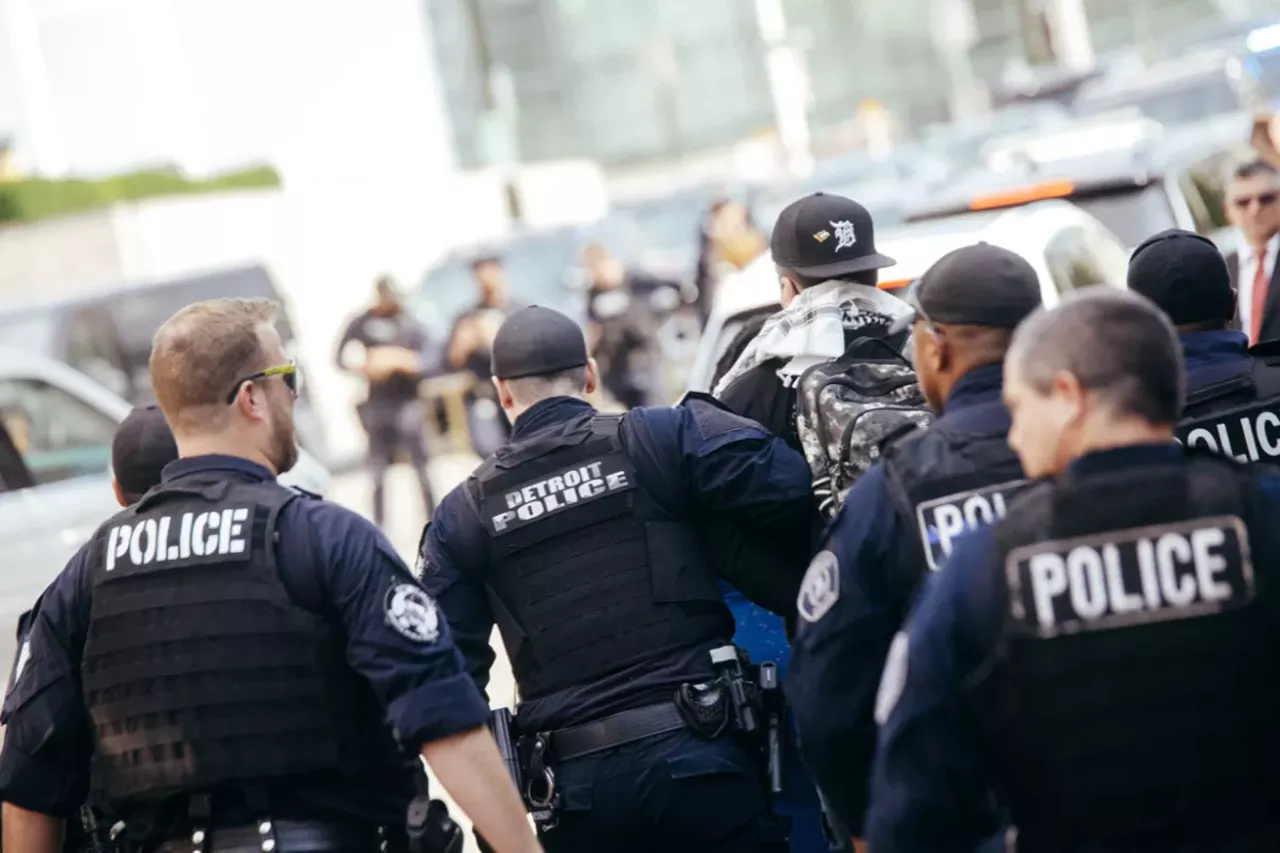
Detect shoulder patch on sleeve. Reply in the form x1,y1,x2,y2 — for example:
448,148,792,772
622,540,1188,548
797,550,840,624
875,631,909,725
384,583,441,643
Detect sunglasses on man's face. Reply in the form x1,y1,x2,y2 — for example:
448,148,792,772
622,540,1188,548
225,363,301,405
1233,192,1279,210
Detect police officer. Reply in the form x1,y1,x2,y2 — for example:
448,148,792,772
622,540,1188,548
0,298,540,853
1127,228,1280,463
867,288,1280,851
421,306,813,853
786,244,1040,844
111,404,180,506
336,276,436,526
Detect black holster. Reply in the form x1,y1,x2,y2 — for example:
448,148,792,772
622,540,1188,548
406,796,463,853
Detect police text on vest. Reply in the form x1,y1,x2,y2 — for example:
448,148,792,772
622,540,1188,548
105,508,251,571
1006,516,1253,637
1177,400,1280,462
916,480,1026,571
486,457,636,535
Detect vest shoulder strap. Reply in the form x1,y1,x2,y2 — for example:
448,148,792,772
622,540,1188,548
1185,374,1257,413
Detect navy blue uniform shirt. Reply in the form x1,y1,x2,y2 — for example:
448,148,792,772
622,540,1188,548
0,455,489,821
786,363,1007,836
421,395,813,732
865,443,1280,852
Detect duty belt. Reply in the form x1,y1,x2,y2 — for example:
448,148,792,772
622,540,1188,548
548,701,689,762
152,820,400,853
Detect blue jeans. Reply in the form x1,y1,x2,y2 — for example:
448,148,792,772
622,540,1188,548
539,729,789,853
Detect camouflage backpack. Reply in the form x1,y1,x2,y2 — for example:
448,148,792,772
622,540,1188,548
795,337,933,518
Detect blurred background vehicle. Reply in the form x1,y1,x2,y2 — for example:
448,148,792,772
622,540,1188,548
0,265,331,464
906,111,1256,248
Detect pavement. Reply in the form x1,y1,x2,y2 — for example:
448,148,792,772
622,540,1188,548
328,455,517,849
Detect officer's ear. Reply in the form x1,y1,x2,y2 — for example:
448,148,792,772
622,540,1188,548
584,359,599,396
493,376,515,412
112,477,129,508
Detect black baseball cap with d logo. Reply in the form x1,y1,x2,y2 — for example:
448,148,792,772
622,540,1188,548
771,192,897,279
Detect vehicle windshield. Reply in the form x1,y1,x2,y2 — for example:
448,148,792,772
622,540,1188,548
0,313,55,357
1073,183,1178,248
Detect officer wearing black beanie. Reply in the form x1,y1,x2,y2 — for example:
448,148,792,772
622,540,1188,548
1128,228,1280,460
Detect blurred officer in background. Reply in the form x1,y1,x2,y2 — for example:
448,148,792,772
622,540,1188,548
336,276,435,526
582,242,678,410
0,298,539,853
787,245,1039,845
111,404,180,506
868,289,1280,852
1127,229,1280,461
422,306,811,853
448,255,517,456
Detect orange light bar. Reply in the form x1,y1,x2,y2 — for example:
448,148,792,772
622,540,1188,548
878,278,913,291
969,179,1075,211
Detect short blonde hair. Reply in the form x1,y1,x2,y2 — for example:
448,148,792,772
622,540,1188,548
150,298,279,432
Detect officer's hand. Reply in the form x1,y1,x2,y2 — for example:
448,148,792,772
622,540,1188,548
853,837,868,853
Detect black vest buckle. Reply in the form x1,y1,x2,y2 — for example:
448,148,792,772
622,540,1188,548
673,681,730,739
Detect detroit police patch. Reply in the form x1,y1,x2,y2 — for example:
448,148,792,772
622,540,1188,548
384,584,441,643
797,550,840,624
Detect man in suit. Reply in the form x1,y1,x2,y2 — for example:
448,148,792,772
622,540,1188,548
1225,159,1280,345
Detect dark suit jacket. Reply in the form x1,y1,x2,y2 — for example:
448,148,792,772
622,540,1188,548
1226,250,1280,341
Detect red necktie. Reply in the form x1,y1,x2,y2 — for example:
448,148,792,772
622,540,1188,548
1252,252,1270,346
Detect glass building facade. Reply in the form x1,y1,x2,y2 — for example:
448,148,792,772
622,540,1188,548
426,0,1280,169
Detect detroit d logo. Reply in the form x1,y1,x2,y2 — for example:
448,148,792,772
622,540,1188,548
385,584,441,643
831,220,857,252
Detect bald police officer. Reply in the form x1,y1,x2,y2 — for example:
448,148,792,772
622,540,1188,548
787,244,1040,843
867,289,1280,851
1127,228,1280,464
421,306,813,853
0,298,539,853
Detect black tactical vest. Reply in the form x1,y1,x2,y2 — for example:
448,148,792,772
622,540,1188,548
881,399,1025,609
81,474,409,808
1179,371,1280,465
467,412,732,700
977,452,1280,851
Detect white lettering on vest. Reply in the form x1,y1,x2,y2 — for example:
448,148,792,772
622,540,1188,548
1156,532,1196,606
106,523,129,572
179,512,193,559
130,518,158,565
1178,403,1280,462
917,480,1027,571
1011,517,1253,636
1029,552,1068,628
1066,547,1108,620
488,457,636,534
105,509,251,569
157,515,173,562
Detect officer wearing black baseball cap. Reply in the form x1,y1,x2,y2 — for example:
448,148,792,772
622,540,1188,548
111,405,179,506
420,306,809,852
788,242,1042,843
1128,228,1280,459
717,192,907,451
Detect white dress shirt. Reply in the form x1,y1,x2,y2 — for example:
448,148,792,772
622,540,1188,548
1239,233,1280,336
